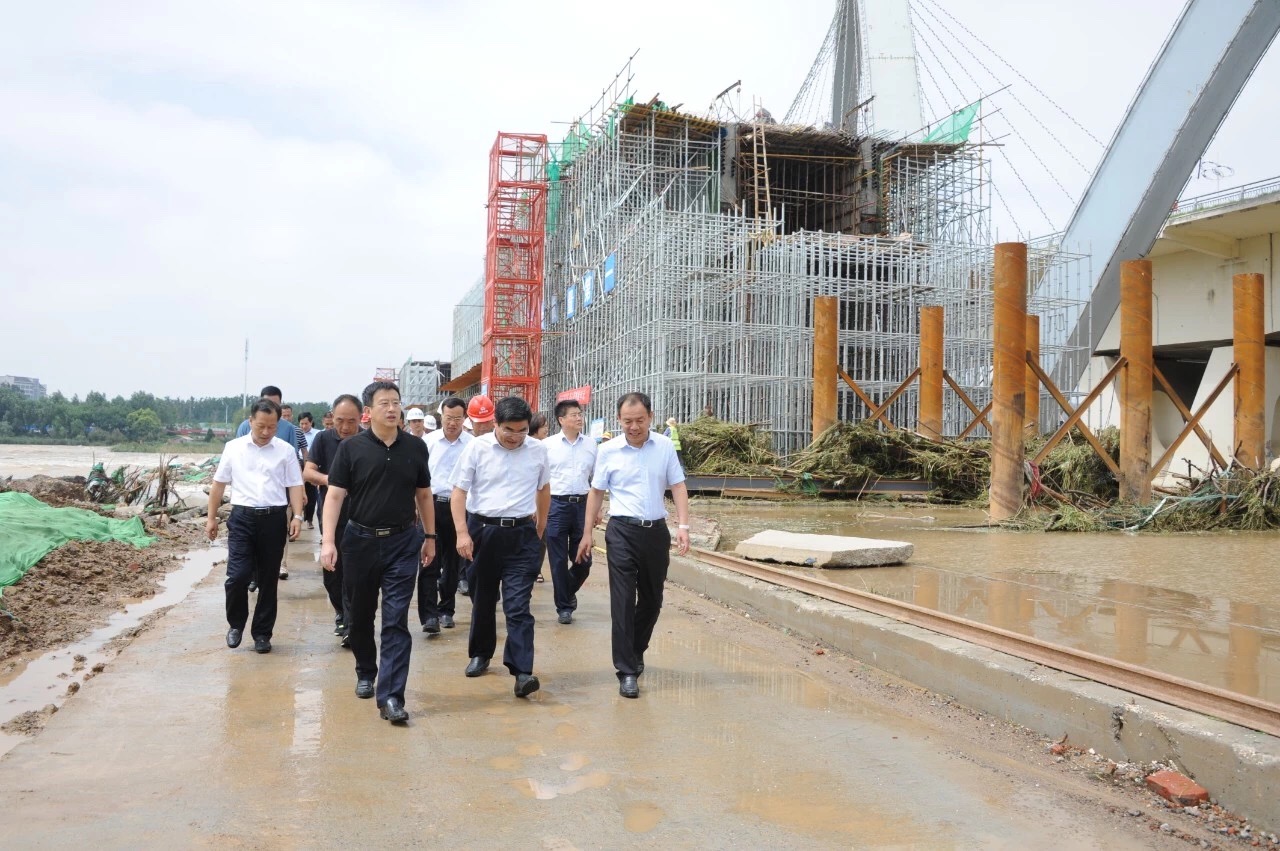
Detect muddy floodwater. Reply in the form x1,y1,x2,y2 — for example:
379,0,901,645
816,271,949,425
0,443,216,479
701,499,1280,705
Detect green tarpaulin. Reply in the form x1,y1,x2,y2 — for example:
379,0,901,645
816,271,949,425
923,101,980,144
0,491,153,594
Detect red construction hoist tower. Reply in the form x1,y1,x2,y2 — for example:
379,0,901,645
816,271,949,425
481,132,548,406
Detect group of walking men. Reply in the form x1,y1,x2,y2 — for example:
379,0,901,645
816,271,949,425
206,380,690,724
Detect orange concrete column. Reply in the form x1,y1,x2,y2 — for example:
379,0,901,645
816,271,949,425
1119,260,1153,503
1233,272,1266,470
1024,315,1040,433
812,296,839,441
918,305,944,440
989,243,1027,522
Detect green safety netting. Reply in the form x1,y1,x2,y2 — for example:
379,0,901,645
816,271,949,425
546,98,637,233
923,101,980,144
0,491,153,595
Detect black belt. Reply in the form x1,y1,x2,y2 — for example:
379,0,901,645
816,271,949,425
347,519,416,538
552,494,586,503
434,495,452,503
233,505,287,516
611,515,665,528
472,514,535,528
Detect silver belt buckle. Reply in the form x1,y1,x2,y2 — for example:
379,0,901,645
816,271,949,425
639,519,655,528
499,517,516,528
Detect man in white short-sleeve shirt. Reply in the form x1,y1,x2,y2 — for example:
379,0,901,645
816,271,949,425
452,397,550,698
206,398,304,654
418,397,473,632
578,391,690,698
544,399,597,624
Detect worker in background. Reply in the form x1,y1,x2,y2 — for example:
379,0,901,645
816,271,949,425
664,417,685,470
236,385,299,586
405,407,428,438
452,396,550,699
322,410,334,431
298,412,319,529
578,392,690,698
207,398,304,655
467,394,496,437
419,397,472,634
304,394,361,646
424,414,438,435
322,381,435,725
530,413,550,440
544,399,596,624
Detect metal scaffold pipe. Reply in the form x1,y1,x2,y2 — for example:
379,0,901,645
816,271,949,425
1233,272,1266,470
1025,315,1041,434
990,243,1027,522
812,296,839,441
1119,259,1153,503
918,306,944,440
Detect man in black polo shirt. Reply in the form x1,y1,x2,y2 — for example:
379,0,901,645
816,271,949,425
304,393,361,644
322,381,436,724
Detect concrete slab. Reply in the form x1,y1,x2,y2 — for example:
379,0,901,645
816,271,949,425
733,529,913,567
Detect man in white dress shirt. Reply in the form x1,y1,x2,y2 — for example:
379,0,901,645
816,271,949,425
544,399,597,624
206,398,305,654
578,391,690,698
418,397,472,634
452,396,550,698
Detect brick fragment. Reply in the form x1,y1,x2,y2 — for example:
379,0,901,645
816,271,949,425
1145,770,1209,806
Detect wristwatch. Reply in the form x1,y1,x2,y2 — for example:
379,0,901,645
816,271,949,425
423,532,437,539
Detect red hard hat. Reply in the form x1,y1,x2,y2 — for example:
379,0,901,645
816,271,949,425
360,412,371,424
467,394,495,423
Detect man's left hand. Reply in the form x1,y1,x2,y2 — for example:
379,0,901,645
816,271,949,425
288,517,302,541
420,538,437,565
674,528,690,556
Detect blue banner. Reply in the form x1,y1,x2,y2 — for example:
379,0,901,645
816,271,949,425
566,282,577,319
582,269,595,307
603,252,617,293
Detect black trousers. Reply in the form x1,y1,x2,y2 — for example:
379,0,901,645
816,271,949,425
417,500,460,621
303,482,318,523
467,519,541,676
224,507,288,640
322,519,350,624
546,497,591,614
342,524,422,707
605,518,670,678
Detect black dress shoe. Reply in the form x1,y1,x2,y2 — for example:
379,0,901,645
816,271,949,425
254,637,271,654
248,580,258,593
380,697,408,724
441,614,455,629
514,674,541,698
226,628,243,649
355,679,375,699
423,617,440,635
557,611,573,625
465,657,489,677
619,674,639,698
458,579,471,597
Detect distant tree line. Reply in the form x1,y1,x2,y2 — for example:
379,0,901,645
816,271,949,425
0,387,332,443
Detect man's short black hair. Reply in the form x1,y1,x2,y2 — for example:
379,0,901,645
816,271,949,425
554,399,582,421
617,392,652,414
332,393,360,412
494,396,532,425
362,381,400,407
249,398,282,420
260,385,282,399
299,412,313,424
441,396,466,412
281,404,293,412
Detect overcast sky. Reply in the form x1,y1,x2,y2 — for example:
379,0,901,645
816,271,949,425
2,0,1277,402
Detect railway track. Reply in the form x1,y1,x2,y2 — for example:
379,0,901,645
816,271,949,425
688,547,1280,738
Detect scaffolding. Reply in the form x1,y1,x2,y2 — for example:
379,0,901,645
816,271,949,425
538,91,1089,453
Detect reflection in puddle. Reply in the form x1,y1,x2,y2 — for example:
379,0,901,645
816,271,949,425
0,547,225,757
516,769,610,800
559,752,589,771
290,688,323,758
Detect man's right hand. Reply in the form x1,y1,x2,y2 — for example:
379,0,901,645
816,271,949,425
321,542,337,572
456,532,474,561
205,516,218,541
575,535,592,564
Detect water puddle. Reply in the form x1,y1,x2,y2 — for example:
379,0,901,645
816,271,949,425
515,769,610,800
622,801,664,833
0,546,225,757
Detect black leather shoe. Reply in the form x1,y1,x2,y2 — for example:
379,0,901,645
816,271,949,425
226,628,242,649
254,637,271,654
423,617,440,635
619,675,639,698
514,674,541,698
465,657,489,677
458,579,471,597
355,679,375,699
339,633,352,649
247,580,258,593
557,611,573,625
380,697,408,724
441,614,455,629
